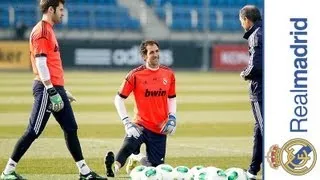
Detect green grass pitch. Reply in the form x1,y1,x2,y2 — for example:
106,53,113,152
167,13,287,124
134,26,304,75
0,71,262,179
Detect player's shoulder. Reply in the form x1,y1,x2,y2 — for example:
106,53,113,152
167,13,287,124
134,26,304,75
252,27,263,46
125,65,147,79
132,65,147,73
30,21,52,40
159,65,175,74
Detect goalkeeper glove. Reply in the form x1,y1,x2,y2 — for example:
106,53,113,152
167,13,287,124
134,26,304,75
66,90,76,102
47,87,64,112
122,117,142,139
160,114,176,135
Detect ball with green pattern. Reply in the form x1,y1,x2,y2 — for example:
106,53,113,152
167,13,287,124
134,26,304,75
141,166,162,180
130,165,147,180
156,164,174,179
225,168,249,180
190,165,205,179
173,166,193,180
193,166,227,180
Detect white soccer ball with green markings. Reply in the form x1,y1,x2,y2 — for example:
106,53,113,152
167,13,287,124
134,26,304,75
190,165,205,179
156,164,174,180
193,166,227,180
225,168,248,180
141,166,162,180
172,166,193,180
130,165,147,180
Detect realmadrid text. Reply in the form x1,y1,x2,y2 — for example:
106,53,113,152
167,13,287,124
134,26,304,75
289,18,308,132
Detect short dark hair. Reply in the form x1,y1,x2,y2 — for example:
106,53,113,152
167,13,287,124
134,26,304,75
239,5,262,23
39,0,65,13
140,40,160,57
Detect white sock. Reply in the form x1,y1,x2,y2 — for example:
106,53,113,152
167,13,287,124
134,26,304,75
76,160,91,175
131,153,145,161
114,162,120,174
3,158,17,174
246,171,257,178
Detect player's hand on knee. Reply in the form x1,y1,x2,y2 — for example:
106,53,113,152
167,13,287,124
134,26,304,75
122,117,142,139
161,114,177,135
47,87,64,112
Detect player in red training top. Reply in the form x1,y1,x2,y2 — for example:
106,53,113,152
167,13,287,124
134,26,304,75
0,1,106,179
104,40,177,177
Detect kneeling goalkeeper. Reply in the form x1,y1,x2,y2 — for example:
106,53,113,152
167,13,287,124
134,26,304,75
105,40,177,177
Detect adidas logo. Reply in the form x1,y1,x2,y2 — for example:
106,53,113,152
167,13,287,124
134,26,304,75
80,163,86,168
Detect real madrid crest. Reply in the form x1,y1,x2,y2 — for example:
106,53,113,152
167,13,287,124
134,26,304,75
266,138,317,176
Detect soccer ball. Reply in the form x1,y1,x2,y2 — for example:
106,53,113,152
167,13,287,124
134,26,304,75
172,166,193,180
225,168,248,180
130,165,147,180
156,164,174,180
141,166,162,180
190,166,205,179
193,166,227,180
205,166,227,180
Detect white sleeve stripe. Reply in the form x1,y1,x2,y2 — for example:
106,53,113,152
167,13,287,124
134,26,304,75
243,64,254,76
114,94,128,120
243,27,260,76
249,28,260,47
35,56,50,82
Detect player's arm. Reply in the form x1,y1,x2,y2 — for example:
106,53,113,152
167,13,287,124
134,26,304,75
114,73,141,139
168,97,176,115
114,93,129,120
162,97,177,135
161,73,177,135
241,30,263,80
36,52,75,103
168,72,177,115
35,53,52,88
33,36,64,112
114,73,134,120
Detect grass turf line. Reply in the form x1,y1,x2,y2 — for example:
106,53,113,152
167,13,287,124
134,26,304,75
0,123,253,138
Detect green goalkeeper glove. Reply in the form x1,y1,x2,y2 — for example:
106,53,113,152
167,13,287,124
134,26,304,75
47,87,64,112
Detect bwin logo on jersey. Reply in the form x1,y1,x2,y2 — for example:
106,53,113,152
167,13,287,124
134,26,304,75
267,138,317,176
145,89,166,97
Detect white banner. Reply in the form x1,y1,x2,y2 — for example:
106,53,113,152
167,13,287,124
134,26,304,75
265,0,320,179
74,47,173,66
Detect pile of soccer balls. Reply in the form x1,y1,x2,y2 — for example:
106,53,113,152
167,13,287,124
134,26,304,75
130,164,249,180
